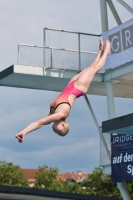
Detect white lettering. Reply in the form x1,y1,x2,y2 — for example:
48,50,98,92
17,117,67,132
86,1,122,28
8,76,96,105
125,30,132,47
113,157,117,164
114,137,119,143
119,153,123,163
111,36,120,52
122,135,125,142
127,165,133,176
113,154,123,164
112,134,133,143
128,155,131,162
124,153,128,162
126,135,129,141
124,153,133,162
127,165,132,174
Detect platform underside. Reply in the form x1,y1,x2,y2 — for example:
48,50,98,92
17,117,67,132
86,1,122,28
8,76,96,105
0,62,133,98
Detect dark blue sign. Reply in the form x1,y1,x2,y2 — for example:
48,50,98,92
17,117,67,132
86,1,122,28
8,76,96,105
111,134,133,182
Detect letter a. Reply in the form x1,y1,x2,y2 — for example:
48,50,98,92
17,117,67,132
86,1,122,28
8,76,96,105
113,157,117,164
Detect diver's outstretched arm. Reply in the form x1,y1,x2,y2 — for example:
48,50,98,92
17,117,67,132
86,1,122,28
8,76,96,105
15,112,65,143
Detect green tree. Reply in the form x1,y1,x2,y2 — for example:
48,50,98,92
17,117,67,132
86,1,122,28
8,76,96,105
35,165,59,190
81,167,121,198
125,182,133,199
35,164,133,198
35,164,85,193
0,161,28,187
56,180,84,194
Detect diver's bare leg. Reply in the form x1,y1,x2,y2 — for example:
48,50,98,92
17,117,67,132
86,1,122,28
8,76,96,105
75,40,110,94
67,39,104,85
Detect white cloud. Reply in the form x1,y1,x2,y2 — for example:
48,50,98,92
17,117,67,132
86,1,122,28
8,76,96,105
0,136,99,173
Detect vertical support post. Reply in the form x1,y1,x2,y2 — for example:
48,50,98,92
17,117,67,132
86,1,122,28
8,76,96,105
99,0,109,32
106,81,115,119
100,0,131,197
51,48,53,68
78,33,81,72
18,44,20,65
106,81,131,200
43,28,46,68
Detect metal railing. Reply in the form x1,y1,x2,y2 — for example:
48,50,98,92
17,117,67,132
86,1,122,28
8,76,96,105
18,28,101,71
18,44,43,67
43,28,101,71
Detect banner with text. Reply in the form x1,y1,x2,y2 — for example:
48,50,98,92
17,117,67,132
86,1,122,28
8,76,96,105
111,134,133,182
102,19,133,70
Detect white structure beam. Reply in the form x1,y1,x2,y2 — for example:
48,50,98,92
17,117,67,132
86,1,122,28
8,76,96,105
0,65,103,92
106,81,115,119
1,64,133,97
106,81,131,200
116,0,133,14
99,0,108,32
102,164,111,175
118,183,131,200
43,28,46,67
107,0,122,25
103,61,133,82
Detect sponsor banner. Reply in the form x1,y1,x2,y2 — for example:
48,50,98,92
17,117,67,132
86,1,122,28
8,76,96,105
111,134,133,182
102,19,133,70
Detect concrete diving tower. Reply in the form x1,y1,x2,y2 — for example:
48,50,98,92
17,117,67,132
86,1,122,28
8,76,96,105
0,61,133,98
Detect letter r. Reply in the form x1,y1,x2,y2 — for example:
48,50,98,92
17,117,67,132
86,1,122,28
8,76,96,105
122,24,133,50
125,30,132,47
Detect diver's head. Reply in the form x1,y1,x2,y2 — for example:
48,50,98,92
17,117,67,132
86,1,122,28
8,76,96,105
52,120,70,137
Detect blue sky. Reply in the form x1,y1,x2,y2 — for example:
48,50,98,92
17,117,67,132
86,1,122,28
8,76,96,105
0,0,133,173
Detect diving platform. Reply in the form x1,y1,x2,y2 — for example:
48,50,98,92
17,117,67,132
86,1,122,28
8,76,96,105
0,61,133,98
102,113,133,134
0,64,102,93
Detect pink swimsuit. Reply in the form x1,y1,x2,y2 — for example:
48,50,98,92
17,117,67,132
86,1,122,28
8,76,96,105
50,81,84,114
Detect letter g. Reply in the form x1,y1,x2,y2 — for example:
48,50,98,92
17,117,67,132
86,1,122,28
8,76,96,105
111,36,120,52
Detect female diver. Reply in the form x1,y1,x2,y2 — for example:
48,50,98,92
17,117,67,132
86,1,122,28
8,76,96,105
15,39,110,142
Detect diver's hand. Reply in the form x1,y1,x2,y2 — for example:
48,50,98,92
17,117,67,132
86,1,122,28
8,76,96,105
99,39,104,52
15,132,25,143
104,40,110,55
98,39,104,57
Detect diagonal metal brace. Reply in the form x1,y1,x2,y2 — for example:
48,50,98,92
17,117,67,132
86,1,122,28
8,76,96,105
116,0,133,14
107,0,122,25
84,94,111,160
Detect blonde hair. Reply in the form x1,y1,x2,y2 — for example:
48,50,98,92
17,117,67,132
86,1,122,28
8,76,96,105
63,121,70,136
